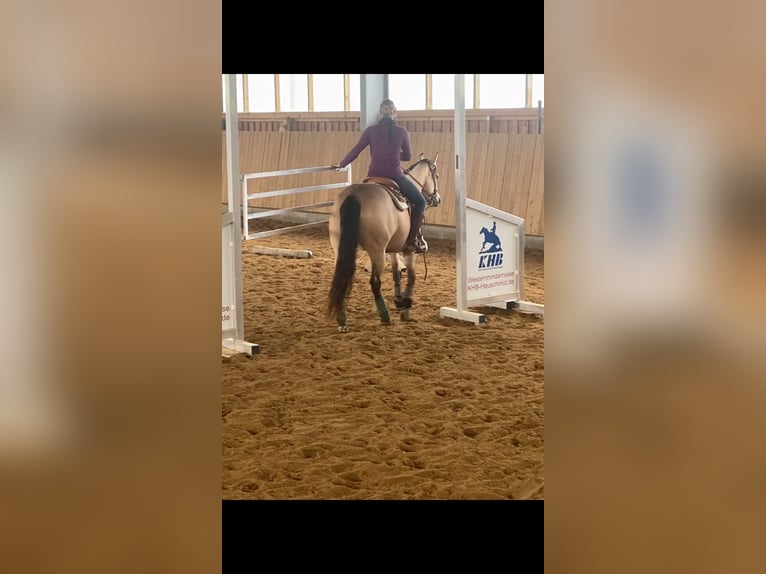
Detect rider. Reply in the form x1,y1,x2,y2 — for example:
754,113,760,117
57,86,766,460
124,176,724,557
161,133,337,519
333,99,428,254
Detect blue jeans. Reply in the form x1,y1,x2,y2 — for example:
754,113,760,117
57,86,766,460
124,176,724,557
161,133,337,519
393,175,426,214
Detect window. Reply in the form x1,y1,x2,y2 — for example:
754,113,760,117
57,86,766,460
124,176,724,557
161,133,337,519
388,74,425,110
312,75,345,112
348,74,360,111
479,74,526,108
248,74,277,112
432,74,475,109
279,74,308,112
222,73,532,113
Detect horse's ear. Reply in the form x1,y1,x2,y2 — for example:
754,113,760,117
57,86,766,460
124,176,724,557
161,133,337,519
433,152,439,165
420,152,424,160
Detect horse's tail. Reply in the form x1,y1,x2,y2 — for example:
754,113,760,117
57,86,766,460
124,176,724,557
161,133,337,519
327,194,361,320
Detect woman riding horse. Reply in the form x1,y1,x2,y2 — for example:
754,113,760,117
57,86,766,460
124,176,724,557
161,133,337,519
333,99,428,254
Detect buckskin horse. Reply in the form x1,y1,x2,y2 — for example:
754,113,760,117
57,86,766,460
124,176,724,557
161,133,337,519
327,153,442,332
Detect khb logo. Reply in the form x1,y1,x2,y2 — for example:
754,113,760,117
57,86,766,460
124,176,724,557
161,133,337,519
478,222,503,269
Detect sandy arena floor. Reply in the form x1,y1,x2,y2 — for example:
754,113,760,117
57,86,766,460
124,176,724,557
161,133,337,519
222,220,544,500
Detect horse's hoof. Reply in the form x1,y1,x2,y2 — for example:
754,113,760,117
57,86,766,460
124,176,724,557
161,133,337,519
338,325,349,333
380,318,391,326
400,310,411,322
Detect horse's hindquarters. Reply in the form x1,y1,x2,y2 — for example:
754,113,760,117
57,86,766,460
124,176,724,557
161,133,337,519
343,185,409,255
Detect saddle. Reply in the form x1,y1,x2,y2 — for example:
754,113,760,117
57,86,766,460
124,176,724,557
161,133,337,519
362,177,409,211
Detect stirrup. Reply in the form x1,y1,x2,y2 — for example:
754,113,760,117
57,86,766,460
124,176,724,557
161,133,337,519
405,237,428,254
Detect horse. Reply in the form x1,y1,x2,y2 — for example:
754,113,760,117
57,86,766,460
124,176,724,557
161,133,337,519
327,153,442,332
479,223,502,253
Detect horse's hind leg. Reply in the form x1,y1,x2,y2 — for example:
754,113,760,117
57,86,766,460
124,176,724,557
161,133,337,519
337,304,348,333
398,251,417,321
390,253,404,309
369,251,391,325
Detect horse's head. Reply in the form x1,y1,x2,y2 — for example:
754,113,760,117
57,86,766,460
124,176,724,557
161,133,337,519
406,153,442,208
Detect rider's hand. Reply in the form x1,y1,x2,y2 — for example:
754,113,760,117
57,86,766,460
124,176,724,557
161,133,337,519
332,163,342,170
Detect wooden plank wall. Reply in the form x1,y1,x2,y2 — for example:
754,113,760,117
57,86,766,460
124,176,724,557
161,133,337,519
223,131,544,236
228,108,544,135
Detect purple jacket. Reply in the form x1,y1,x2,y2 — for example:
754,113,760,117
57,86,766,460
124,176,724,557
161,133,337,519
339,120,412,178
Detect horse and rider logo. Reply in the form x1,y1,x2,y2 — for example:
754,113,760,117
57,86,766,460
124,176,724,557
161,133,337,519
479,222,502,253
478,222,504,269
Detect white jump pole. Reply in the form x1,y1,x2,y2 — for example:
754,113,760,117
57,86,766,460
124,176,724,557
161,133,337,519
222,74,258,356
439,74,486,324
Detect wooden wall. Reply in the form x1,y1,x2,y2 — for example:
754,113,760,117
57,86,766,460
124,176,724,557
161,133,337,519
226,108,544,135
222,131,544,237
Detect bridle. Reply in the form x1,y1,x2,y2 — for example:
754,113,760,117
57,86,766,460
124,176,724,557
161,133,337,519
404,159,440,207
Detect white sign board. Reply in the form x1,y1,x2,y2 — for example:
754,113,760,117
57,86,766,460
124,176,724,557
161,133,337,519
465,205,522,305
464,199,524,307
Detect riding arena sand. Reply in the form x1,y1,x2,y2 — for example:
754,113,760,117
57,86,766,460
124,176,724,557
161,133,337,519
222,218,544,500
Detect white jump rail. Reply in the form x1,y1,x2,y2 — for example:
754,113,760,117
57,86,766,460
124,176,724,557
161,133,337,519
242,165,352,242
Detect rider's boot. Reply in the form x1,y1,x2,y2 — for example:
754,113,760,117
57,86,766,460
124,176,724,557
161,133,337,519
403,211,428,254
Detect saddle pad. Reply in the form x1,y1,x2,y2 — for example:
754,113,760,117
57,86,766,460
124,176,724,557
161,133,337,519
363,178,409,211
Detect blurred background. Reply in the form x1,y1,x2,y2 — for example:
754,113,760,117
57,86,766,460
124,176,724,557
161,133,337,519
1,0,221,572
546,0,766,571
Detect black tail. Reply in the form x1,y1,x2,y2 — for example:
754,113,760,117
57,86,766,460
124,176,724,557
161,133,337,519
327,194,361,319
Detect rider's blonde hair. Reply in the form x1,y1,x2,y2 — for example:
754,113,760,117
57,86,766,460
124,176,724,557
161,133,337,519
379,99,397,119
